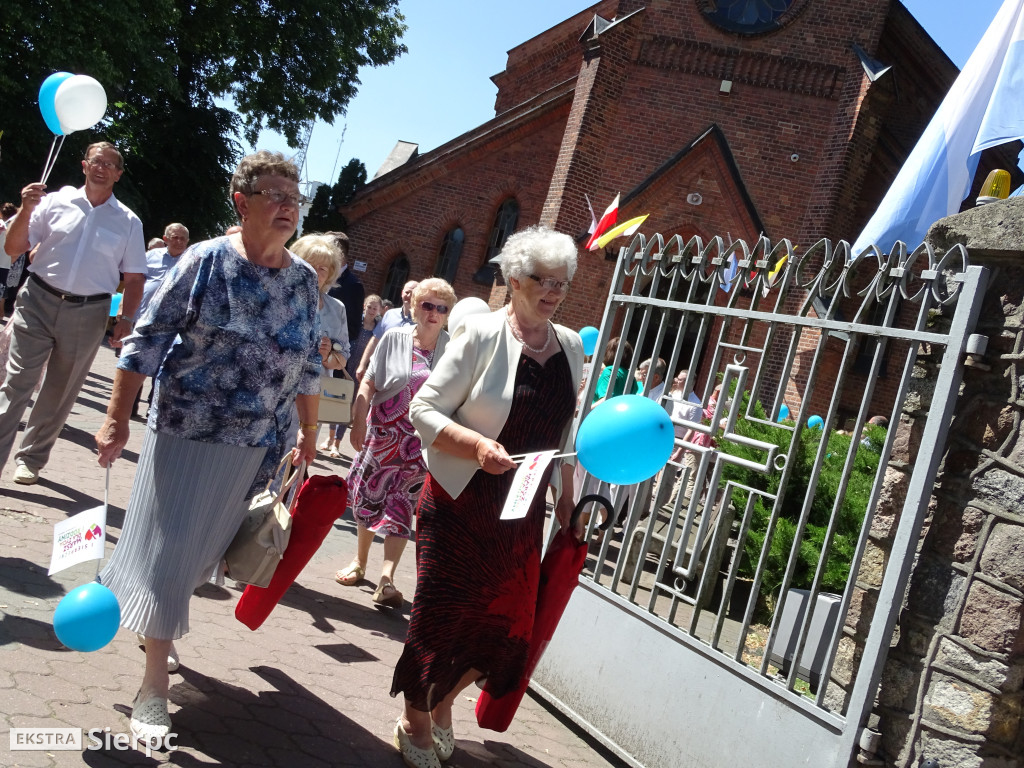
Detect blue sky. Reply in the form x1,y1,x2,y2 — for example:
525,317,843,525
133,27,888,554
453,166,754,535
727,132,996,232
251,0,1002,189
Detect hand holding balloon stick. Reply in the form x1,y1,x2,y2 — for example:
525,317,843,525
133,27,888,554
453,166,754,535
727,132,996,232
37,72,108,184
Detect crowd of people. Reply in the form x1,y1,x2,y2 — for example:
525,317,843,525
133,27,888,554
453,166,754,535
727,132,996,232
0,142,601,767
3,140,813,768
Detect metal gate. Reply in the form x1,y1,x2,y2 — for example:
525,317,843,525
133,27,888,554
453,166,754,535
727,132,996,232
531,233,989,768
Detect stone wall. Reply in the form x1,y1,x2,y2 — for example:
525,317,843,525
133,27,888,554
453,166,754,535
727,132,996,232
848,200,1024,767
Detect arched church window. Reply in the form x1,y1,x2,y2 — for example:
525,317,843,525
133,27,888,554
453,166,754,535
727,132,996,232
473,198,519,285
382,254,411,305
435,227,464,283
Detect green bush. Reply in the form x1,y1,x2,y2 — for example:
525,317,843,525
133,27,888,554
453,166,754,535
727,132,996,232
716,390,884,604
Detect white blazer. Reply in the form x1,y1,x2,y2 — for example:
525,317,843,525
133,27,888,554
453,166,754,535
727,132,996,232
410,309,584,500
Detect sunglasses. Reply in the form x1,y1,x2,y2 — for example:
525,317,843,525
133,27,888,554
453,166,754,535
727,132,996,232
420,301,449,315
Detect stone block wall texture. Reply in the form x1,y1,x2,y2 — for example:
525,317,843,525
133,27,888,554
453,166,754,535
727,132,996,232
836,211,1024,768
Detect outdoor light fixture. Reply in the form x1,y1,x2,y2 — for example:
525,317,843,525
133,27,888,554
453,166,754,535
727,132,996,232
976,168,1012,205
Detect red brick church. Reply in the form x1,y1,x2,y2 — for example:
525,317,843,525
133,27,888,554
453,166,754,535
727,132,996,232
341,0,1016,332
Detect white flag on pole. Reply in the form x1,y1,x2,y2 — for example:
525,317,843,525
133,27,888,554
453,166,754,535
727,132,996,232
853,0,1024,255
48,506,107,576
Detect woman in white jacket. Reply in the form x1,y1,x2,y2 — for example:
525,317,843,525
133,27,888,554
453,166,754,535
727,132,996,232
390,226,584,767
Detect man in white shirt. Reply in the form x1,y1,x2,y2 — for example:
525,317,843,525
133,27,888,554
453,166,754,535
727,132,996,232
130,222,189,418
135,222,189,322
637,357,667,403
0,142,147,484
356,279,418,379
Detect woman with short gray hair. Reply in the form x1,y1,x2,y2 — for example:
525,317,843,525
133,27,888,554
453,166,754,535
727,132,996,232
94,150,320,747
389,226,584,766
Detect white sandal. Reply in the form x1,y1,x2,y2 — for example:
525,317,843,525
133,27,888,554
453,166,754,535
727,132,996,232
136,633,181,673
130,695,171,748
431,722,455,761
394,718,441,768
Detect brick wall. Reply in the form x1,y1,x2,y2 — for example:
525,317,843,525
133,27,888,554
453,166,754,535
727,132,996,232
341,0,973,336
342,103,571,305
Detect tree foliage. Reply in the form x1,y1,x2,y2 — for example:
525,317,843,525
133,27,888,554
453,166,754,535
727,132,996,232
0,0,405,239
302,157,367,234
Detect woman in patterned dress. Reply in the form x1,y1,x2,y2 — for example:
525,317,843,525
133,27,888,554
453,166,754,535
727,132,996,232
94,151,321,746
390,227,584,768
336,278,455,607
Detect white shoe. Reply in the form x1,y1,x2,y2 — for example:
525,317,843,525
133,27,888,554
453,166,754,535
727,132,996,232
12,463,39,485
130,695,171,748
136,634,181,673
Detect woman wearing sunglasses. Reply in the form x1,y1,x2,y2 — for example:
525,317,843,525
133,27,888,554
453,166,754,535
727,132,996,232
390,226,584,766
340,277,456,607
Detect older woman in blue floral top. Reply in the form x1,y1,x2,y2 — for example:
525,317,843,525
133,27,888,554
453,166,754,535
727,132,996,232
94,151,321,747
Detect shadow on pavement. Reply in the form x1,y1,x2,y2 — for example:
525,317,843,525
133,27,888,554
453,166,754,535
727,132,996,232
0,612,68,651
0,555,65,599
268,580,410,642
168,663,388,767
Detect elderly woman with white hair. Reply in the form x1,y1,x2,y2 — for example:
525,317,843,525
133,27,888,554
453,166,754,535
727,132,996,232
388,226,584,767
291,234,351,376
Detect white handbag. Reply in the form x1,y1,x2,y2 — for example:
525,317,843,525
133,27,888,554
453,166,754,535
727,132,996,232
224,457,304,588
318,369,355,424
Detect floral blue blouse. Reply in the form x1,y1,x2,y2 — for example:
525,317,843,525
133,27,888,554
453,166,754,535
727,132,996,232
118,236,322,489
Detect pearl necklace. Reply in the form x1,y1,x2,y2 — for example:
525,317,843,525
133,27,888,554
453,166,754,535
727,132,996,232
506,309,552,354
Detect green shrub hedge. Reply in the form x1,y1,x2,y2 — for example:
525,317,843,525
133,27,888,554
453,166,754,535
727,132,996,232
716,390,885,604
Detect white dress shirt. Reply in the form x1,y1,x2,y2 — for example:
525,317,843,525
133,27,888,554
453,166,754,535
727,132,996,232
28,185,147,295
135,247,181,320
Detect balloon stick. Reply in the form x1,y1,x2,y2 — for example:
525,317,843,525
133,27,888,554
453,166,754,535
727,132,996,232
509,451,576,463
40,134,66,185
96,464,109,579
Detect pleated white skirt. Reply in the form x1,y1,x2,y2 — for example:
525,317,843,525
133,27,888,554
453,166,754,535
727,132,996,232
99,427,266,640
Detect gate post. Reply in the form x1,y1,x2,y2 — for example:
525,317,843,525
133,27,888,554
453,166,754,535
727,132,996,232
855,200,1024,768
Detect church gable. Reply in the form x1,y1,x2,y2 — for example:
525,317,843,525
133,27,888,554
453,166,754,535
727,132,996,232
621,124,764,244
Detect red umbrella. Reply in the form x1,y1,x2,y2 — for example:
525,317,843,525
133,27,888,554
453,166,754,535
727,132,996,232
235,473,347,630
475,494,614,732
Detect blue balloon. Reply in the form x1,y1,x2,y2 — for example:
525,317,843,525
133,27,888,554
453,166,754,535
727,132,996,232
778,404,790,422
579,326,599,357
808,415,825,430
53,583,120,652
109,293,122,318
39,72,74,135
576,394,675,485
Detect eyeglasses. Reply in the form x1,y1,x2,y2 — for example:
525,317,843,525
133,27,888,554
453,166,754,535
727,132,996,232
86,158,120,170
529,274,571,293
252,189,301,207
419,301,450,315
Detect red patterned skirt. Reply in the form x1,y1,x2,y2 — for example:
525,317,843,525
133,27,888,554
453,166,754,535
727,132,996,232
391,350,574,710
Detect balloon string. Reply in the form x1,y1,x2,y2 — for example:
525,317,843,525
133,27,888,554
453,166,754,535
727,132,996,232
509,451,576,464
40,134,65,185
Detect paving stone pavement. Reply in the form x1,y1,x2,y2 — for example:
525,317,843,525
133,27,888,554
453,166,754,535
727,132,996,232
0,341,626,768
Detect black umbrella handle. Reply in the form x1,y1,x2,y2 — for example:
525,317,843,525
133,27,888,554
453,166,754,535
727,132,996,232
570,494,615,532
